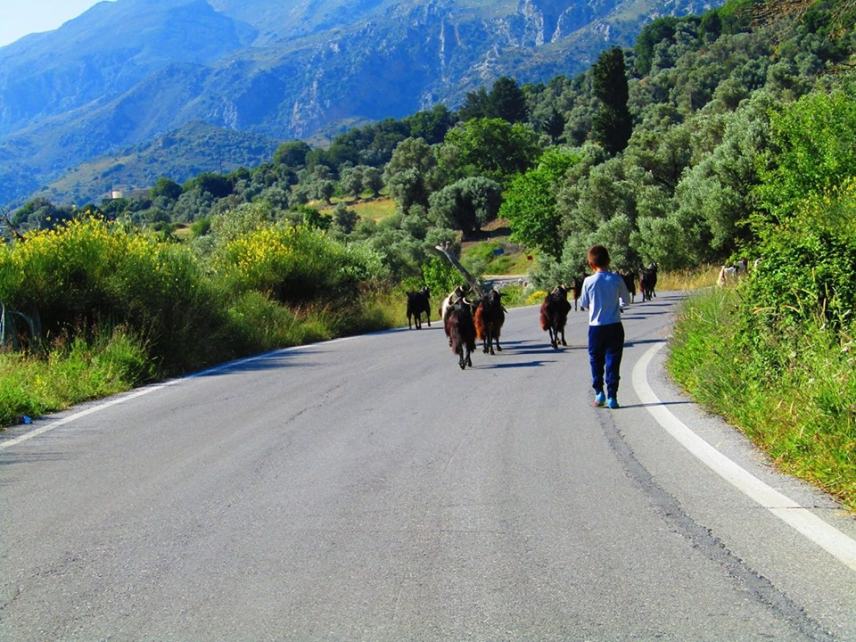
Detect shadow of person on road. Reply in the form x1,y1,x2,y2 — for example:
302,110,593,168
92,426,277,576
480,360,557,369
615,401,694,409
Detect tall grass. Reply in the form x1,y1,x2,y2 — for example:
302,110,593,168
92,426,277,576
657,265,721,291
0,328,151,426
668,288,855,511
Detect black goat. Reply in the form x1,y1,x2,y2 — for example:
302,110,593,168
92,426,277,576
406,287,431,329
446,300,476,369
640,263,658,302
620,271,636,304
540,286,572,349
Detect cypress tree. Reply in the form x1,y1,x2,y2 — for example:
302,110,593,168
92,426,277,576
591,47,633,155
490,76,528,123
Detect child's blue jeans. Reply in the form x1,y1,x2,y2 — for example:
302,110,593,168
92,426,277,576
588,322,625,398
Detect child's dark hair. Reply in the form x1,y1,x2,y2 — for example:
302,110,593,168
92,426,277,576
587,245,610,269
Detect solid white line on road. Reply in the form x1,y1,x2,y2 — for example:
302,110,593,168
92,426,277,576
0,335,359,452
632,342,856,573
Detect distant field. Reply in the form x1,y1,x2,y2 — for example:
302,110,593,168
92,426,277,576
318,197,397,222
461,221,534,277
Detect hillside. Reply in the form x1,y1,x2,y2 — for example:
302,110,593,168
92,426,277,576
33,122,278,205
0,0,718,207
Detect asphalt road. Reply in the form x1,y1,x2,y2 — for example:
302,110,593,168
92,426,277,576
1,293,854,641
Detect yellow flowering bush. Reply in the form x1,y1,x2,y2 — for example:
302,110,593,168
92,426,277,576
0,218,231,371
214,224,384,302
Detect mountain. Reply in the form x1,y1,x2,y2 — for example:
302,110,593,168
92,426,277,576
0,0,719,207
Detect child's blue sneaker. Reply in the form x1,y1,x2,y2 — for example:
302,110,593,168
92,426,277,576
594,392,606,407
607,397,620,409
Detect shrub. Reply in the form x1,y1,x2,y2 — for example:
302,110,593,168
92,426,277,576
0,218,233,371
214,224,385,303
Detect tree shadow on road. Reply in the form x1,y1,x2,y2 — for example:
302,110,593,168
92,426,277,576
195,350,322,377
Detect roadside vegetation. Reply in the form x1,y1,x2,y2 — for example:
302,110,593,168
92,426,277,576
669,88,856,510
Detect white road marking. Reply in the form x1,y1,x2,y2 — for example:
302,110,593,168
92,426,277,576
632,342,856,572
0,335,359,452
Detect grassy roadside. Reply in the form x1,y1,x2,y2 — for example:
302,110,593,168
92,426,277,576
0,329,152,426
667,287,856,512
657,265,721,291
0,290,403,429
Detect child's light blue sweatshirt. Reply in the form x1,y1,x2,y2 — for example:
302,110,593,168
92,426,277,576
579,271,631,326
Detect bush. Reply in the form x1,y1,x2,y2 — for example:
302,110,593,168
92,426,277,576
0,218,233,372
214,224,385,303
744,179,856,346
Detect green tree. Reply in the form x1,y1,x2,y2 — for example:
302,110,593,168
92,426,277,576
540,107,566,142
405,105,456,144
150,177,183,202
340,166,364,198
274,140,312,167
501,147,579,259
333,203,359,234
362,166,383,197
635,16,679,74
700,10,722,42
383,138,438,210
490,76,528,123
458,87,492,121
185,173,233,199
429,177,502,238
591,47,633,155
438,118,541,185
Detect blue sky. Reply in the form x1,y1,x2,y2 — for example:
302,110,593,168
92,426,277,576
0,0,114,47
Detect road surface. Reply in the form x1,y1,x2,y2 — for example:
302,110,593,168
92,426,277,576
1,293,854,640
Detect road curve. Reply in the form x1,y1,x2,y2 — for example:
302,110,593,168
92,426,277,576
1,293,854,641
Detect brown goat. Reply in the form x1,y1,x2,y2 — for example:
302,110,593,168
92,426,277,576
474,288,505,355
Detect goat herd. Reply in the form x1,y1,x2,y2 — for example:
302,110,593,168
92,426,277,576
406,263,659,370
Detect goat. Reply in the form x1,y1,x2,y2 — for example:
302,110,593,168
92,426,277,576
571,275,585,311
446,299,476,370
440,286,466,346
640,263,658,302
620,271,636,304
406,287,431,329
540,285,572,349
474,288,505,355
717,265,738,287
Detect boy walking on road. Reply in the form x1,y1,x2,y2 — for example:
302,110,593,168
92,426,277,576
578,245,631,409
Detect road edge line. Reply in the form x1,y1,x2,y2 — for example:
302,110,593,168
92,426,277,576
0,335,359,452
632,342,856,573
